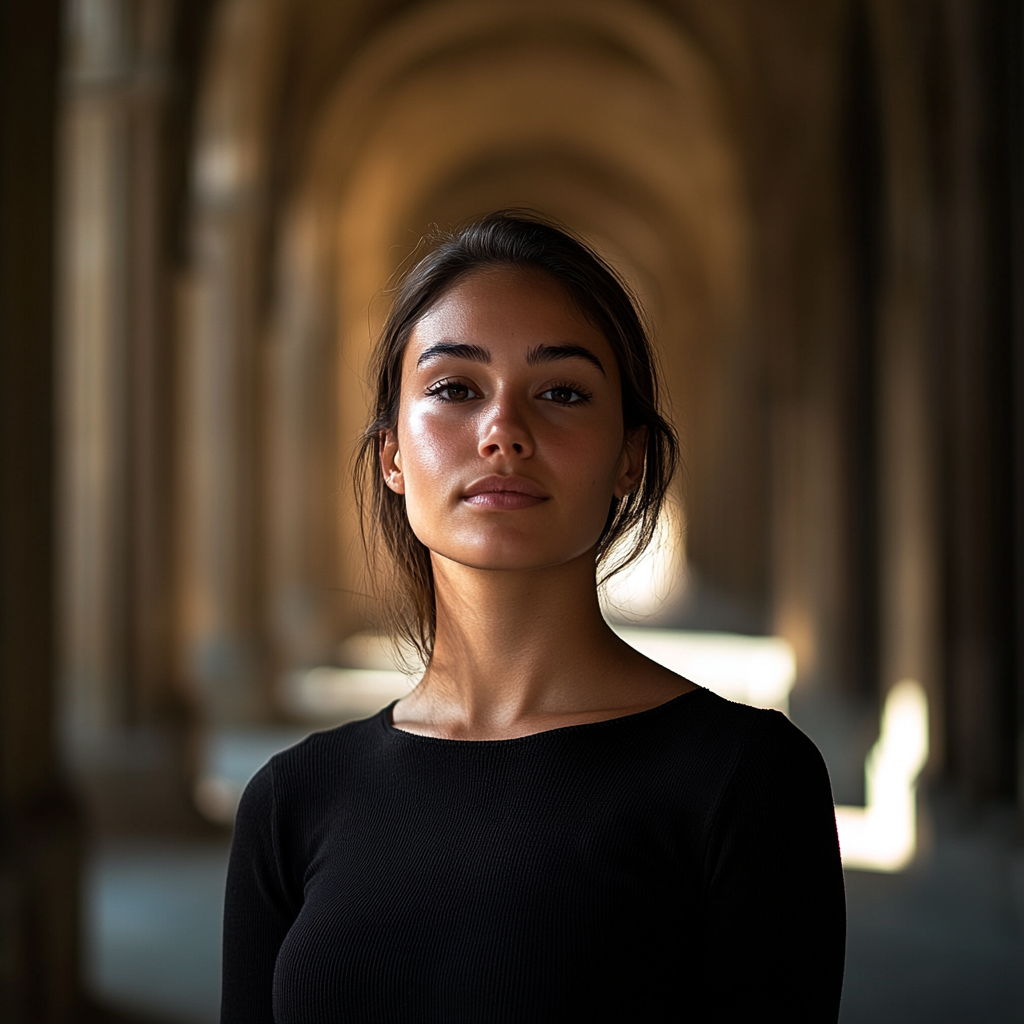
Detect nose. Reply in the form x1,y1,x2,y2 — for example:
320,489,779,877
477,393,534,459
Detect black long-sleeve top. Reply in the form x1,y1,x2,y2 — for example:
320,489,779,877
222,687,846,1023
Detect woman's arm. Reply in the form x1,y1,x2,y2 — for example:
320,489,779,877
700,711,847,1023
221,760,299,1024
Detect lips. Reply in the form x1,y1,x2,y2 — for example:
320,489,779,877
462,475,549,509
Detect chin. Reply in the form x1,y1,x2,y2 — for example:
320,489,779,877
431,535,599,574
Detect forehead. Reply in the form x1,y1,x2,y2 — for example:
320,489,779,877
406,266,615,361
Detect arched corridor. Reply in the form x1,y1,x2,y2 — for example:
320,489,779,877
2,0,1023,1019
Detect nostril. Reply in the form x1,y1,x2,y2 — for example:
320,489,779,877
513,442,523,453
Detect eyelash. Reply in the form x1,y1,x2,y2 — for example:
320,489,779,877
539,380,593,405
425,378,478,402
425,378,593,406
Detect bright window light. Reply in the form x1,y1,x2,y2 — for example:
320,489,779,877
834,679,929,872
613,627,796,714
281,665,414,720
280,628,797,719
599,504,686,622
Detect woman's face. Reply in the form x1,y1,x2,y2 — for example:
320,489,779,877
381,266,646,573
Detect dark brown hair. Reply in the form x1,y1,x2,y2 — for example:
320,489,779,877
354,210,679,663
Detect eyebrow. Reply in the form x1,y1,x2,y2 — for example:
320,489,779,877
526,344,606,376
416,342,490,367
414,340,606,376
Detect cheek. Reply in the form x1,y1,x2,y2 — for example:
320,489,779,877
397,403,467,494
559,422,625,488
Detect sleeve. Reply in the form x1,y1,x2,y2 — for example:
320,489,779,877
699,711,847,1023
221,759,300,1024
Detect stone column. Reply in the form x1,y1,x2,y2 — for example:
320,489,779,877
178,0,284,724
124,0,180,724
872,0,943,766
58,0,134,757
0,1,83,1019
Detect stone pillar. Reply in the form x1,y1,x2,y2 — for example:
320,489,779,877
266,209,344,674
931,0,1004,798
179,204,268,723
58,0,135,757
59,0,182,750
928,0,1022,801
124,0,180,724
178,0,283,724
872,0,943,766
0,1,83,1019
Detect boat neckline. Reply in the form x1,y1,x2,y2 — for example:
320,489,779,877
381,686,707,745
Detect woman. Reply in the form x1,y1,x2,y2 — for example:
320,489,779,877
222,211,846,1023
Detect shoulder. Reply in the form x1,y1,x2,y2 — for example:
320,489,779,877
607,689,832,830
687,694,838,847
235,708,389,828
233,708,392,875
706,693,825,769
660,688,823,765
684,689,832,795
724,700,833,798
642,689,834,823
262,707,388,794
642,688,814,777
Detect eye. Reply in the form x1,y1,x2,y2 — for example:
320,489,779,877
426,378,479,402
539,383,592,406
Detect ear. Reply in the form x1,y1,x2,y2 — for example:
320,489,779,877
613,426,647,498
380,430,405,494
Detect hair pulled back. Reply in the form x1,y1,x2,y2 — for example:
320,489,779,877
354,210,679,662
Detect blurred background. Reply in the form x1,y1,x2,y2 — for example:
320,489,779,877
2,0,1023,1021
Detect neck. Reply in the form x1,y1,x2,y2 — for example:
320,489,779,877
419,549,622,725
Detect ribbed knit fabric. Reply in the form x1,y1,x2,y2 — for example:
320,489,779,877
222,687,846,1023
